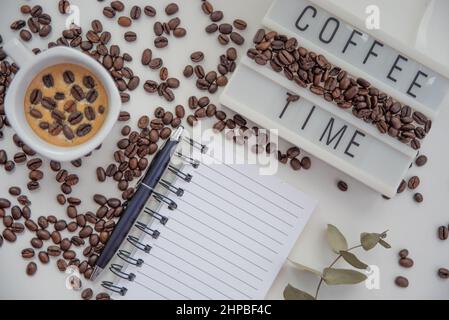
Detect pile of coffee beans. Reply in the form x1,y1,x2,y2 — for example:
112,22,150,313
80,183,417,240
188,48,236,94
10,5,53,42
247,28,431,150
394,249,414,288
43,20,138,104
201,0,246,47
396,153,427,203
0,60,19,139
152,5,187,48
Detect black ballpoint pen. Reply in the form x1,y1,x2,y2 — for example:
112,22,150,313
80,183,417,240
90,126,184,281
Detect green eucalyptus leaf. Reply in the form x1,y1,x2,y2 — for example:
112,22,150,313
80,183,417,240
360,232,381,251
327,224,348,253
287,260,322,277
283,284,315,300
378,239,391,249
322,268,367,285
340,251,368,269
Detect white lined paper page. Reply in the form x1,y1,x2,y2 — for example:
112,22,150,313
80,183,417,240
117,151,317,300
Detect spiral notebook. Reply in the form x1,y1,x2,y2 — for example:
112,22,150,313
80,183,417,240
102,138,317,300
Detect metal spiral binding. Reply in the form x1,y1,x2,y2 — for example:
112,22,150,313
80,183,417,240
110,264,136,281
176,152,200,168
135,221,160,239
152,190,177,210
159,178,184,197
127,235,152,253
144,207,168,225
183,137,208,153
101,281,128,296
117,250,144,266
168,165,192,182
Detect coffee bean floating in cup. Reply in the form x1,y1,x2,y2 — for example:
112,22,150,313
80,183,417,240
24,63,108,147
221,0,449,197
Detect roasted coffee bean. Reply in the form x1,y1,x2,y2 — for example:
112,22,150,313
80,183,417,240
29,170,44,181
38,216,49,229
233,19,247,30
210,10,223,22
397,179,407,194
301,157,311,170
143,79,157,92
25,220,38,232
21,4,31,14
124,31,137,42
118,111,131,121
414,193,423,203
0,150,7,165
415,155,427,167
63,250,76,260
187,115,198,127
41,96,57,110
10,20,26,30
205,23,218,34
286,146,300,159
218,34,229,45
165,3,179,15
154,36,168,48
96,292,111,300
94,194,107,206
76,215,86,227
37,229,51,240
0,198,11,209
144,5,156,17
42,74,54,88
118,16,132,27
31,237,43,249
130,5,142,20
107,198,121,208
67,222,78,232
438,268,449,279
173,27,186,38
408,176,420,190
30,88,42,104
337,180,348,192
168,17,181,30
51,231,62,244
159,67,169,81
128,76,140,90
48,245,62,257
55,220,67,231
5,161,15,172
219,23,233,35
438,226,448,240
395,276,409,288
81,288,94,300
22,248,35,259
399,249,409,259
8,186,21,197
166,78,180,89
138,116,150,129
111,0,125,11
79,226,93,238
191,51,204,63
76,124,92,137
71,84,85,101
230,32,244,45
57,259,68,272
149,58,163,70
60,238,72,251
26,262,37,276
96,167,106,182
160,127,172,140
141,48,152,65
399,258,414,268
38,251,50,264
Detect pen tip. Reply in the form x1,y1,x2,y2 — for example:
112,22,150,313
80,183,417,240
90,266,103,281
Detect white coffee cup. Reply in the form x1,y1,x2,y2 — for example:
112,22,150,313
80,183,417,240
3,39,121,161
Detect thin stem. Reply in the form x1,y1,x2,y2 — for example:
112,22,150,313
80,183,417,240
314,244,363,299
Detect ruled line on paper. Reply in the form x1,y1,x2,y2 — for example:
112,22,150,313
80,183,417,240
194,170,294,227
189,180,289,237
178,195,281,253
158,236,259,290
134,280,169,300
138,271,191,299
200,162,302,217
169,214,270,272
144,255,232,299
164,224,264,282
154,245,251,299
202,152,305,211
142,261,212,299
174,206,273,264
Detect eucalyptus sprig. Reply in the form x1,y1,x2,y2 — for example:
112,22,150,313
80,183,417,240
284,224,390,300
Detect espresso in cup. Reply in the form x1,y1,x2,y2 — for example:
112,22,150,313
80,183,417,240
24,63,109,147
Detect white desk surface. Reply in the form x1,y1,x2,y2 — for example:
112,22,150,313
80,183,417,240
1,0,448,300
